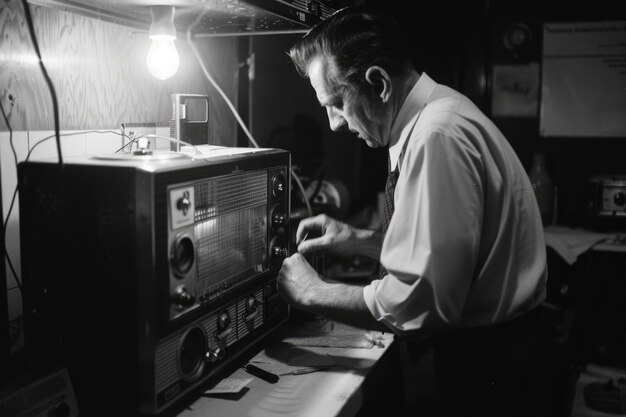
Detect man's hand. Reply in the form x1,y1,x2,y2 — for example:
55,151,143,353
296,214,358,256
276,253,390,333
276,253,323,309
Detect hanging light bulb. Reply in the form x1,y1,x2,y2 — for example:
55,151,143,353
146,6,179,80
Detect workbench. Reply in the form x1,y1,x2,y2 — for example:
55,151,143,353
176,319,398,417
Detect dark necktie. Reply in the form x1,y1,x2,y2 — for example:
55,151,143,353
379,154,399,279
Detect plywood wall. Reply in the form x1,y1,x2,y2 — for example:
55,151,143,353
0,0,239,144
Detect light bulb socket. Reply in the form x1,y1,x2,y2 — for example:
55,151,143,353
149,6,176,39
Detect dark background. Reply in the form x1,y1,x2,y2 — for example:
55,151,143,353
245,0,626,226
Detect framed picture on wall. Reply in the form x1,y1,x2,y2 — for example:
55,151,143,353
540,21,626,138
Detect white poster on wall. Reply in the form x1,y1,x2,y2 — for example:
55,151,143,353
540,21,626,138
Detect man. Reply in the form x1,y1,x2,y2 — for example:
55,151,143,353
277,6,556,417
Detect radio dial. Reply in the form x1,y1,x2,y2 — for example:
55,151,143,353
614,192,625,207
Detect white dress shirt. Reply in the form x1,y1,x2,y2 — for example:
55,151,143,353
363,73,547,337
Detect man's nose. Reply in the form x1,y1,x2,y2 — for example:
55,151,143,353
327,108,346,132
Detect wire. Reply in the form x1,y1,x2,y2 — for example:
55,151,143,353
113,133,200,155
2,187,21,294
20,0,63,168
186,13,313,217
0,101,22,294
26,130,130,160
186,18,258,149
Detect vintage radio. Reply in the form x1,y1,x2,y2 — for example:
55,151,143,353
18,147,290,415
586,175,626,217
585,175,626,231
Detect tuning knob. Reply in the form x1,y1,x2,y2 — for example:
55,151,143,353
243,295,260,322
176,191,192,215
205,346,224,363
272,173,286,197
215,311,233,340
174,286,195,308
218,310,230,329
245,295,257,313
271,237,288,259
271,205,287,233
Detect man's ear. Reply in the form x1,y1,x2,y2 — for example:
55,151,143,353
365,66,392,102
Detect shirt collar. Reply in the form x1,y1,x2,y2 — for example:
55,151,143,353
388,73,437,171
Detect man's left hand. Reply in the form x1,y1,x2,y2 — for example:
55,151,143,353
276,253,323,309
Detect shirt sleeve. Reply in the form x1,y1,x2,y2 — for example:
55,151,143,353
363,127,485,336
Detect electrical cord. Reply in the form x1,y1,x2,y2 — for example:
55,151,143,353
0,101,22,294
26,130,130,160
186,12,313,217
20,0,63,168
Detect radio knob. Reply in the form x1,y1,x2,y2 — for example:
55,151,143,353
271,206,287,232
215,311,233,340
205,346,224,363
246,295,257,313
176,191,192,215
243,295,260,322
614,192,625,207
272,245,288,258
175,286,195,307
270,237,288,262
218,311,230,330
272,173,286,197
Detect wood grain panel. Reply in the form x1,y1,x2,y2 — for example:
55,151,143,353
0,0,239,146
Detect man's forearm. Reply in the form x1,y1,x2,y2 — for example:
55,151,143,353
303,280,390,333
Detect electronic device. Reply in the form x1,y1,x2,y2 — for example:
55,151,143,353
584,174,626,231
18,147,291,415
0,368,79,417
170,94,210,151
586,175,626,217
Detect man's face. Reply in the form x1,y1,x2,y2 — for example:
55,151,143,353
308,57,386,148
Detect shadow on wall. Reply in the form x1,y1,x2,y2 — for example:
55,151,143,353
267,113,325,179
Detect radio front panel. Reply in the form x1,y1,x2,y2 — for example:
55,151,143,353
168,170,271,321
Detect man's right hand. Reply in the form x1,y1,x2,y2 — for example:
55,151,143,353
296,214,357,256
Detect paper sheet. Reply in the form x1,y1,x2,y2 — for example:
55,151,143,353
544,226,613,265
277,320,385,349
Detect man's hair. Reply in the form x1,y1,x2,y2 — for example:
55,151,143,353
289,6,414,90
